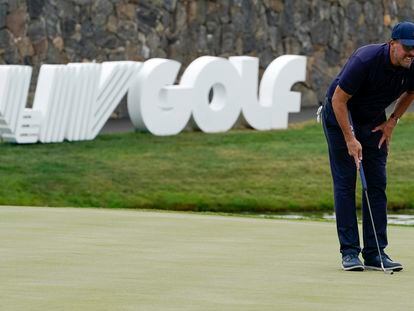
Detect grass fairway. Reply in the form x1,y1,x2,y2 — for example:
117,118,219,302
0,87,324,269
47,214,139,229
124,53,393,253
1,206,413,311
2,114,414,213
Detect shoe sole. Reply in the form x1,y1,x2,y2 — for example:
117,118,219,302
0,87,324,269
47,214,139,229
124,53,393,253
364,265,403,272
342,264,365,271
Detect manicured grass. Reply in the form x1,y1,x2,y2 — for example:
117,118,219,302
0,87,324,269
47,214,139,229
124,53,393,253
1,206,412,311
1,115,414,212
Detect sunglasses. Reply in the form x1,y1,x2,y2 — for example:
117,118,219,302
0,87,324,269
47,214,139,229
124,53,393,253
401,43,414,52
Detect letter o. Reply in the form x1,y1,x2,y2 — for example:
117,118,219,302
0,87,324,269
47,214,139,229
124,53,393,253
180,56,241,133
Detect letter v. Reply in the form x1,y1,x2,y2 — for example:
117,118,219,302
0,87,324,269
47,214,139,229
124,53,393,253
89,61,143,140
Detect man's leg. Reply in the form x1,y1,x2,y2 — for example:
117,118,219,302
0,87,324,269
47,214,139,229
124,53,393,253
328,148,361,255
323,119,361,256
359,135,401,271
360,143,388,259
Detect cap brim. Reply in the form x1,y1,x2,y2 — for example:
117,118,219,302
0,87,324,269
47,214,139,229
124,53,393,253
400,39,414,46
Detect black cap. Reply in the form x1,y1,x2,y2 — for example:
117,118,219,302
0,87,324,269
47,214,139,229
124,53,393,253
391,21,414,46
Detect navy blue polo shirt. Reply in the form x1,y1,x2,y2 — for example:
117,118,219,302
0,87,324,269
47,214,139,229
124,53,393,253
326,43,414,125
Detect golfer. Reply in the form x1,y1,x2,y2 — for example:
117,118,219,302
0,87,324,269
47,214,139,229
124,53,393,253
321,21,414,271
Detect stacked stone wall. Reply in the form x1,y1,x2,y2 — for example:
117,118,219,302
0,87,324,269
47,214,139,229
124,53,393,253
0,0,411,112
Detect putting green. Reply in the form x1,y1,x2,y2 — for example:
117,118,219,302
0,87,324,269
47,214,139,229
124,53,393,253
1,206,413,310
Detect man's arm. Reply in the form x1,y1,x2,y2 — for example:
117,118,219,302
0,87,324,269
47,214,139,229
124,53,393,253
331,85,362,169
372,91,414,149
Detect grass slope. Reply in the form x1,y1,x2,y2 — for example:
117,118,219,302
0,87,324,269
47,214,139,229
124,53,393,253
1,115,414,212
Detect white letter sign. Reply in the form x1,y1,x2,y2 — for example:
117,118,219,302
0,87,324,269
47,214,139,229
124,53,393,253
127,59,192,136
0,55,307,144
180,56,242,133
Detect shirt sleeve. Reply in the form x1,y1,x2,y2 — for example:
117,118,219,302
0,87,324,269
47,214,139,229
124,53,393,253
407,64,414,92
338,55,369,96
407,79,414,92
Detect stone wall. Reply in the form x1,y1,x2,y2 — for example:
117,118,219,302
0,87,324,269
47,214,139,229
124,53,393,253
0,0,412,112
